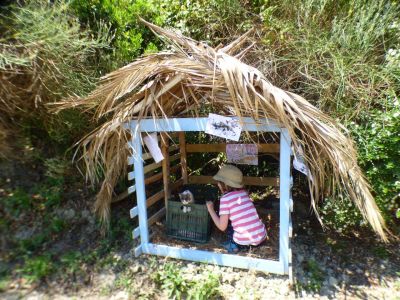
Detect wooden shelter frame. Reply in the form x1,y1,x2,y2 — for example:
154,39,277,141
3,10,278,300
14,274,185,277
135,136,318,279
127,117,293,275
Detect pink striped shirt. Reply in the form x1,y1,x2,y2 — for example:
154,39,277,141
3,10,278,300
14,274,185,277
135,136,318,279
219,190,267,246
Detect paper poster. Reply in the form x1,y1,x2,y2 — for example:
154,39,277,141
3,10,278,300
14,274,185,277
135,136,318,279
226,144,258,165
293,147,313,181
205,113,242,141
143,133,164,163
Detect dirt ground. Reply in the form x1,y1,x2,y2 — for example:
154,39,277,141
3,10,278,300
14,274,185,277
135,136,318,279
150,204,280,260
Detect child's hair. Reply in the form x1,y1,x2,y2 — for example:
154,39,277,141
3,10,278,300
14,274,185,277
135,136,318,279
217,181,242,193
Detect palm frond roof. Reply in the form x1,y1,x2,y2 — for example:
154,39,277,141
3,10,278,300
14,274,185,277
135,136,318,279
56,19,388,241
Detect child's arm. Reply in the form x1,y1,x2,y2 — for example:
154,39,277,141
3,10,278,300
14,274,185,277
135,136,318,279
206,201,229,231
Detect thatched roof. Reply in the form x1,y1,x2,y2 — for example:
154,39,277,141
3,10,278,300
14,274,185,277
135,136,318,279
55,19,388,241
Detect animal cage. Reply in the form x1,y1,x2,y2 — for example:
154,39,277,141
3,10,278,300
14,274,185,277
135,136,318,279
126,117,293,277
166,184,218,243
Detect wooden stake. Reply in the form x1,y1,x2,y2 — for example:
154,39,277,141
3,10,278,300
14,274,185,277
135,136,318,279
179,131,188,184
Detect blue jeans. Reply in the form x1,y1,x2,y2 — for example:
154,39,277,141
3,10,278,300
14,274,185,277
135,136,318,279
226,223,250,251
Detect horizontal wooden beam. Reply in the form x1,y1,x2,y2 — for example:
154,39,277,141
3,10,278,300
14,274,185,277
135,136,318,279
129,117,282,133
132,227,140,239
132,207,167,240
134,245,142,257
170,152,180,163
146,189,164,208
146,178,184,208
126,165,182,200
130,206,138,218
188,175,279,187
144,161,162,174
186,143,279,153
148,207,166,226
143,243,285,274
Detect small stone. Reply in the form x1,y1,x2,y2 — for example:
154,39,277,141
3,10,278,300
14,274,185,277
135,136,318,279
81,209,90,219
14,227,35,240
297,254,304,262
64,208,75,220
356,268,363,274
111,290,129,300
320,286,330,295
328,276,338,286
130,265,139,273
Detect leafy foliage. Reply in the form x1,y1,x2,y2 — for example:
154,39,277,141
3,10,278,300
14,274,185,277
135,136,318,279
254,0,400,233
152,262,221,300
0,0,110,149
70,0,164,68
298,259,325,293
350,97,400,228
18,255,54,283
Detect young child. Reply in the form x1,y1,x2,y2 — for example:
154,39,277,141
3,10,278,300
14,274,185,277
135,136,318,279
206,164,267,253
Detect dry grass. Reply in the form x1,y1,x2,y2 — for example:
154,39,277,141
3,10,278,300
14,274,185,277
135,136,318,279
55,20,388,240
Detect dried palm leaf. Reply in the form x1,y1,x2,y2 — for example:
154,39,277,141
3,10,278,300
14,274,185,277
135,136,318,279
56,20,388,240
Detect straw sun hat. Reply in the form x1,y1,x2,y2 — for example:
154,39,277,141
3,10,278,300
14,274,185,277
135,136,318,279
213,165,243,188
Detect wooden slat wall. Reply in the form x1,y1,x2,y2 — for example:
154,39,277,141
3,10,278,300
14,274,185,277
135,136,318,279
188,175,279,187
127,142,179,165
128,153,180,181
121,134,181,205
146,178,183,208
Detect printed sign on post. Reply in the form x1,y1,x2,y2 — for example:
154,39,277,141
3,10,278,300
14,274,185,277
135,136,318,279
205,113,242,141
226,144,258,165
143,133,164,163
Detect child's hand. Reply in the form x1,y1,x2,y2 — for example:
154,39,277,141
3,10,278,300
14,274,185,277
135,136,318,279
206,201,214,211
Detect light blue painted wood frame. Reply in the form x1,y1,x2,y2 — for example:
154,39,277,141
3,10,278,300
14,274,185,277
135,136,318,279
129,117,291,275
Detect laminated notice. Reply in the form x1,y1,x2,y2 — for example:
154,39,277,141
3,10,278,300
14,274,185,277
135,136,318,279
143,133,164,163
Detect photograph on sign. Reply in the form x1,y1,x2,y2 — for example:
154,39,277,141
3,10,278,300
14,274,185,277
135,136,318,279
226,144,258,165
205,113,242,141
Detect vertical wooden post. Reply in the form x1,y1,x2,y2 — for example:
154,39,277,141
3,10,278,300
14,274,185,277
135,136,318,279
279,128,291,275
132,126,149,245
161,133,170,207
179,132,188,184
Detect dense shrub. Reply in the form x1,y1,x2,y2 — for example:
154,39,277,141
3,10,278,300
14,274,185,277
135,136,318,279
0,0,109,149
70,0,165,68
255,0,400,234
349,97,400,229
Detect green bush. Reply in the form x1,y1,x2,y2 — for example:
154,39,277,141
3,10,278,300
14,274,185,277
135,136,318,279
1,189,32,217
153,262,190,299
350,97,400,228
298,259,325,293
161,0,253,43
187,272,220,300
18,255,54,283
152,262,221,300
258,0,400,233
70,0,164,68
320,96,400,233
0,0,110,149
